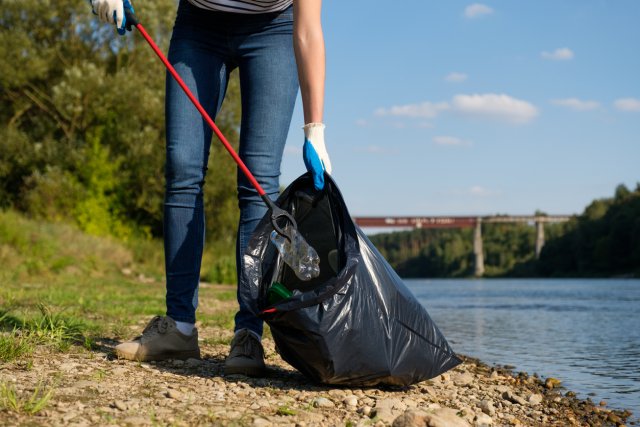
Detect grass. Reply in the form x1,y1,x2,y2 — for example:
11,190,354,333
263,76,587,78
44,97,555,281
0,334,33,362
276,405,297,416
0,209,238,358
0,381,54,415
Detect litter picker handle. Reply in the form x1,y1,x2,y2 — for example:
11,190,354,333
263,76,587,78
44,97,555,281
124,9,267,198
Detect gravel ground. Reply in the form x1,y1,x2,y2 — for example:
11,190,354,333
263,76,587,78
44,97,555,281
1,318,633,427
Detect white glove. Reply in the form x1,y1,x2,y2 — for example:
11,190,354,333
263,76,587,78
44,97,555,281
91,0,134,35
303,123,332,190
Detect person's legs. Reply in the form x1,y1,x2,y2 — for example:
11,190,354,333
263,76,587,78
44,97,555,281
164,8,232,326
233,9,299,338
224,8,298,376
115,1,235,360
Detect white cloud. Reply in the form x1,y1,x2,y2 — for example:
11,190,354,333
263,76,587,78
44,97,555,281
433,136,472,146
469,185,497,197
541,48,574,61
445,72,468,83
374,93,538,125
614,98,640,112
355,119,368,127
551,98,600,111
374,101,449,119
464,3,494,18
451,93,539,124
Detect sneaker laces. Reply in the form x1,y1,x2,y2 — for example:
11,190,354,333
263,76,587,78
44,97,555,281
138,316,170,342
230,330,262,359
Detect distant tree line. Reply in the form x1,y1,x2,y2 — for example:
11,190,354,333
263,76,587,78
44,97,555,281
369,184,640,278
530,184,640,277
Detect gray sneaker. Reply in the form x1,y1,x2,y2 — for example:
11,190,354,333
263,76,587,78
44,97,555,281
115,316,200,362
224,329,265,377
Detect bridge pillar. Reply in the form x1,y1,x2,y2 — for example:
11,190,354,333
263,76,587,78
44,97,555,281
535,220,545,259
473,217,484,277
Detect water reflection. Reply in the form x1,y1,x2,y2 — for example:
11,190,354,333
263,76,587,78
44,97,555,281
407,279,640,418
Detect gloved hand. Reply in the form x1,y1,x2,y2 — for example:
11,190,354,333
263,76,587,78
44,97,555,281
303,123,332,191
90,0,134,35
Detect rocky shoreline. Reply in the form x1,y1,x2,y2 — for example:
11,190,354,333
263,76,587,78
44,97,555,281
1,325,633,427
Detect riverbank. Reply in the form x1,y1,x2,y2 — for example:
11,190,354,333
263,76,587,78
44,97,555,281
1,291,633,426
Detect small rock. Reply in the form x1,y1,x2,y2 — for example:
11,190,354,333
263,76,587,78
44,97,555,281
453,372,474,386
172,359,185,367
123,416,152,426
393,409,471,427
527,393,543,405
377,398,406,411
312,397,334,408
360,405,372,416
607,413,622,424
253,418,272,427
165,389,182,400
59,362,78,372
371,407,396,424
328,389,345,398
490,371,500,379
113,400,128,411
599,400,607,406
343,396,358,407
474,412,494,427
502,390,528,406
478,400,495,416
545,377,561,389
250,403,261,410
392,410,426,427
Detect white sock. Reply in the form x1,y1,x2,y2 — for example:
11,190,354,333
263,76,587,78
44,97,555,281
236,328,261,342
175,321,195,336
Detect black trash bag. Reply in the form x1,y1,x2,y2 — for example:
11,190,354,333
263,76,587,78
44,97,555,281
241,174,462,386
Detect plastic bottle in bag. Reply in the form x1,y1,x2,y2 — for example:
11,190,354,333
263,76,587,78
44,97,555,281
267,282,293,305
270,225,320,281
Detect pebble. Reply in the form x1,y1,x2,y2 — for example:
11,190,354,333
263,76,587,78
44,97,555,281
528,393,543,405
453,372,475,386
113,400,128,411
7,324,630,427
502,390,528,406
165,389,182,400
545,377,562,389
478,400,496,416
312,397,334,408
474,412,494,426
343,396,358,407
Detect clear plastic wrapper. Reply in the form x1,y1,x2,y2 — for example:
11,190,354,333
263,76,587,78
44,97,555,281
270,225,320,281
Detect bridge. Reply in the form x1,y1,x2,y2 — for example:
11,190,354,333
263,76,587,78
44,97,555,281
353,215,572,276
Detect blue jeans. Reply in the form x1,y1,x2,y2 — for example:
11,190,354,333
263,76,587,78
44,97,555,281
164,0,298,337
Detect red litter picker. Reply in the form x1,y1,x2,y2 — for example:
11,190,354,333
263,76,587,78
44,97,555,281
123,10,320,280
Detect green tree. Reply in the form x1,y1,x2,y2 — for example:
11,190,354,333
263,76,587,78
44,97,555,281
0,0,242,253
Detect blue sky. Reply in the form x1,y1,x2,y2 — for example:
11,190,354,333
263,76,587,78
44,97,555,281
280,1,640,218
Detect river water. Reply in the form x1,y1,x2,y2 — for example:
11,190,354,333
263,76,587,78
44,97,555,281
405,278,640,417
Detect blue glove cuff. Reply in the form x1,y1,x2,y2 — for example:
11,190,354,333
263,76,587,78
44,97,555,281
303,139,325,191
117,1,134,35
